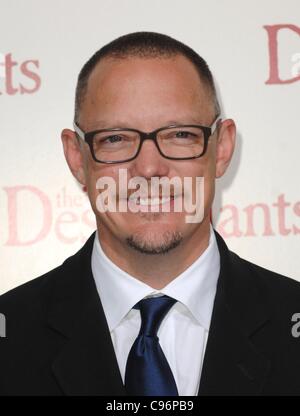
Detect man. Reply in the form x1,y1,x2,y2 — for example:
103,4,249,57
0,32,300,396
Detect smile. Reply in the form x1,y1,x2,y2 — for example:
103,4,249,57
95,169,205,222
129,196,174,207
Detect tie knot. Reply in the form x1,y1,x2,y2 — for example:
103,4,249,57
133,295,177,337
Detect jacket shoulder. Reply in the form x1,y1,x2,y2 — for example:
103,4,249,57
0,232,96,316
229,249,300,307
239,253,300,289
0,263,65,317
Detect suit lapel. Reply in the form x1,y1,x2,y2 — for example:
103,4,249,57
198,230,271,396
47,232,126,396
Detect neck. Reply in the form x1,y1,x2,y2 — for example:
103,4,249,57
96,219,211,290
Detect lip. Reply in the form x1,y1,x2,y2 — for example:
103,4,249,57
127,195,178,213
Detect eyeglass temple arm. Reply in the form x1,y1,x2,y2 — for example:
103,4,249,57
211,116,222,134
73,121,85,140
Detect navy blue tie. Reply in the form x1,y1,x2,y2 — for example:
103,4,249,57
125,295,179,396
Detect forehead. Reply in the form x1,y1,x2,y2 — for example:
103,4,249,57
81,55,213,128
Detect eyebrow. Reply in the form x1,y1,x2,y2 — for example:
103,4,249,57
87,118,205,130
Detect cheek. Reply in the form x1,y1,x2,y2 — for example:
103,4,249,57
85,165,104,203
87,162,118,185
179,154,214,181
187,157,215,208
201,146,217,180
86,164,122,205
203,161,216,213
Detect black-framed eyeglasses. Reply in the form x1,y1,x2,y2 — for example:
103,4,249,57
73,117,221,164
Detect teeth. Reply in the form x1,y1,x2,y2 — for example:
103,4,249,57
130,196,172,206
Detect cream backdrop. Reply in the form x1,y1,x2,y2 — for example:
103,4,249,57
1,0,299,294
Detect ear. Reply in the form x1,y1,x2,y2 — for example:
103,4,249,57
215,119,236,178
61,128,87,186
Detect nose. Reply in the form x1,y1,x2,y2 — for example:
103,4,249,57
130,137,170,179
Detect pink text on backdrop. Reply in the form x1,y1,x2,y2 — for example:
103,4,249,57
1,186,300,246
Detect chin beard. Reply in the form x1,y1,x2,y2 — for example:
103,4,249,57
126,230,183,255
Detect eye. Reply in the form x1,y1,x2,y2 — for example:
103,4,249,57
175,131,195,138
102,134,123,144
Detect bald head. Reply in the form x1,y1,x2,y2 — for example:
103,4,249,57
74,31,220,124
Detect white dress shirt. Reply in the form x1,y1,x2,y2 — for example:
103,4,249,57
91,224,220,396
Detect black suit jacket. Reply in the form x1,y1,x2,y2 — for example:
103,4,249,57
1,230,300,396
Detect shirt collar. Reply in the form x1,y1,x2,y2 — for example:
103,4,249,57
92,224,220,332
